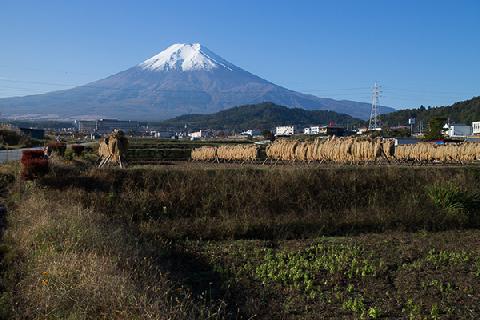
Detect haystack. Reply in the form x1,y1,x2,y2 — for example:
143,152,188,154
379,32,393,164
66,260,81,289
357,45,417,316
98,130,129,168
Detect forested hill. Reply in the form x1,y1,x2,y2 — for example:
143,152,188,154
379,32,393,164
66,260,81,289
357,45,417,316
159,102,364,130
381,96,480,126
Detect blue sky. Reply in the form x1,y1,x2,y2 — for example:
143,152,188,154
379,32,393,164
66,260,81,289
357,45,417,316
0,0,479,109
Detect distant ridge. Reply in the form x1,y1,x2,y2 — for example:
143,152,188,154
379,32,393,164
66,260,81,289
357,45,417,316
381,96,480,126
158,102,364,130
0,43,394,120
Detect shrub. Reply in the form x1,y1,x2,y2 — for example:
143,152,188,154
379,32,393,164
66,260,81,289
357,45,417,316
47,142,66,156
426,183,480,227
63,149,74,161
71,145,85,156
21,150,48,180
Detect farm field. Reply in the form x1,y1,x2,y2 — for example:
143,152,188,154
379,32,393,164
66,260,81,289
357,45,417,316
1,163,480,319
126,138,252,164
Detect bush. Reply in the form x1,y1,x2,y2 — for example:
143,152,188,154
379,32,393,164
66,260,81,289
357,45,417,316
21,150,48,180
426,183,480,227
0,130,42,148
47,142,66,156
63,149,74,161
0,129,24,146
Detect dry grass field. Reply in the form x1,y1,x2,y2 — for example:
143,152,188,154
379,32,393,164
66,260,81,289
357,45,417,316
1,161,480,319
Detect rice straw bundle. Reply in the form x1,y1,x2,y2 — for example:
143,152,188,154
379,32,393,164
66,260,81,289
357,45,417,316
216,144,261,161
191,146,217,161
394,142,480,162
266,137,396,162
191,144,264,161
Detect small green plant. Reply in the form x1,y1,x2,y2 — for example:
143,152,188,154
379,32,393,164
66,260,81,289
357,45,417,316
475,257,480,277
255,242,379,296
425,249,470,268
342,296,366,316
425,183,480,227
402,298,421,320
430,303,440,319
367,306,380,319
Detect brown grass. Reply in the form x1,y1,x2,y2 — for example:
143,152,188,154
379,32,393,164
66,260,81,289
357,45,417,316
36,165,480,239
3,189,229,319
3,163,480,318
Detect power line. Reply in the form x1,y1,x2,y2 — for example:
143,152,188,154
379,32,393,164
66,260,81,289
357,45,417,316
368,83,381,130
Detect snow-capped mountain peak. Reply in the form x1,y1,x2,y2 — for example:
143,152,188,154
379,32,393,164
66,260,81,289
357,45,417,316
140,43,235,72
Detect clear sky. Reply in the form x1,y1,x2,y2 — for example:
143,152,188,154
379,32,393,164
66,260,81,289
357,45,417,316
0,0,479,109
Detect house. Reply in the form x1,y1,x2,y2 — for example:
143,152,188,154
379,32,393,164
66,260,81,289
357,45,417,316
153,131,176,138
240,129,261,137
356,127,369,135
446,124,472,137
304,125,347,136
275,125,295,136
189,130,210,139
76,120,97,133
472,122,480,135
304,126,324,135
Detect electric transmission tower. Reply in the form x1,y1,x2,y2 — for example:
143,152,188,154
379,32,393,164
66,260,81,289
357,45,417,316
368,82,382,131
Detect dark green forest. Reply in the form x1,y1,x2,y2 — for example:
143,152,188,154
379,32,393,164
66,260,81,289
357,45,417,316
381,96,480,126
157,102,363,130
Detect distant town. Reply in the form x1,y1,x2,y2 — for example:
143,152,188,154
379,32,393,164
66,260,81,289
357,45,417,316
3,116,480,147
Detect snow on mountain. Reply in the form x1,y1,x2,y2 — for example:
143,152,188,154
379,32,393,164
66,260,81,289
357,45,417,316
140,43,235,72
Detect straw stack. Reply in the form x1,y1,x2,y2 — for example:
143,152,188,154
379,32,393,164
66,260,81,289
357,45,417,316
191,144,264,161
266,137,396,162
216,144,261,161
191,146,217,161
394,142,480,162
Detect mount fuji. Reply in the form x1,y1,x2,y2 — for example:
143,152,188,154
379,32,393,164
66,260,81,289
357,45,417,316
0,43,394,120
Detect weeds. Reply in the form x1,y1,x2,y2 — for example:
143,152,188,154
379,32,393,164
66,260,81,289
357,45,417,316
3,164,480,318
2,189,231,319
38,166,480,239
426,182,480,227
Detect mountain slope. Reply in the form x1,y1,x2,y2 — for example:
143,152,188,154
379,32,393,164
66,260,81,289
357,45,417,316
158,102,364,130
381,96,480,126
0,43,394,120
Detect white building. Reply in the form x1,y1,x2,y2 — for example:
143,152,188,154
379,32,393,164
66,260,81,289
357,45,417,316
76,120,97,133
304,126,325,135
153,131,176,138
275,125,295,136
472,122,480,135
189,130,210,139
240,129,261,136
446,124,472,137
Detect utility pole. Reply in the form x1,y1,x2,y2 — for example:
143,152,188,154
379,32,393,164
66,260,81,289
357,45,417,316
368,83,382,131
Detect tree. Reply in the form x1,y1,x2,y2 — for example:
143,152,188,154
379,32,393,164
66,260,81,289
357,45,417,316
424,117,447,140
